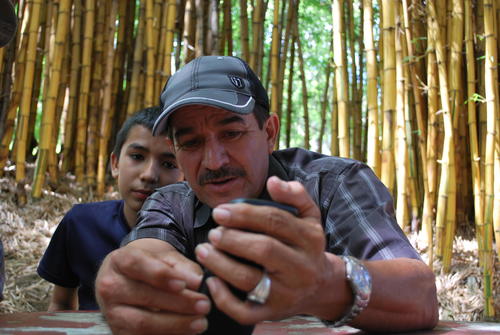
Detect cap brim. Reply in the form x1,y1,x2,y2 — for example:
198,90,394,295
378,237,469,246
0,0,17,47
153,90,255,136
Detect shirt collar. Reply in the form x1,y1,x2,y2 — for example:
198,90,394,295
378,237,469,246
194,153,289,228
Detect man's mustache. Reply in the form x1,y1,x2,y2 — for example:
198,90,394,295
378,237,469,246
198,167,246,185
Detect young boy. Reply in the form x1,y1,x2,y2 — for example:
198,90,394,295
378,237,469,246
37,107,183,311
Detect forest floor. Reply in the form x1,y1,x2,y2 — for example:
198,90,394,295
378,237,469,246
0,164,499,321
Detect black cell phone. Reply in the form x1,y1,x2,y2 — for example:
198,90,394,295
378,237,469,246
197,199,298,334
230,198,299,216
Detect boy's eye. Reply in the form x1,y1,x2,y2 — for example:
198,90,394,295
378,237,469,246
130,153,144,161
162,161,178,169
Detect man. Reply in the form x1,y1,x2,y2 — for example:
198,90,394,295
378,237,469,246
38,107,183,310
0,0,17,302
95,56,438,334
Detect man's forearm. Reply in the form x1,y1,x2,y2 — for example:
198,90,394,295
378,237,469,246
313,255,438,332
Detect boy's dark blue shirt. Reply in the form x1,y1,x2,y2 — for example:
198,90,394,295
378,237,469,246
38,200,130,310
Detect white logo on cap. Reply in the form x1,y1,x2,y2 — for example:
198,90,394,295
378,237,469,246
229,76,245,89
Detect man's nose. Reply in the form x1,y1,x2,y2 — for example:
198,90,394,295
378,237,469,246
202,138,229,170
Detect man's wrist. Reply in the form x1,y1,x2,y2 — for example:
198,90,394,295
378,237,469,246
322,256,372,327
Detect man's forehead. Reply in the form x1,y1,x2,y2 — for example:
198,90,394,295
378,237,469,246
170,105,248,126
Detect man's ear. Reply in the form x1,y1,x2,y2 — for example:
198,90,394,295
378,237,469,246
110,152,119,178
265,113,280,153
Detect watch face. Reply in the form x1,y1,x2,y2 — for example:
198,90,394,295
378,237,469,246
347,257,372,299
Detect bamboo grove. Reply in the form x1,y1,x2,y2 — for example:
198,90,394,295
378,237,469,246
0,0,498,319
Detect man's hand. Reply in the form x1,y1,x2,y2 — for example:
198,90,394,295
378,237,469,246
195,176,439,332
95,238,211,335
194,176,347,324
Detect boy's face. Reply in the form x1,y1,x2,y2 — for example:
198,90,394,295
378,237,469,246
111,124,183,226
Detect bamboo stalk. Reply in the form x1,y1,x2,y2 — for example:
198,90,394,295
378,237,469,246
317,57,332,153
75,0,95,183
97,0,118,197
285,28,296,149
332,0,349,158
144,0,155,107
239,0,249,61
0,1,29,175
380,0,396,194
346,0,360,160
482,0,498,318
275,0,296,148
295,21,309,150
61,0,82,173
14,0,42,202
395,4,409,230
161,0,177,82
32,0,72,198
126,3,145,117
250,0,263,72
363,0,380,177
464,0,485,267
270,0,280,145
428,0,456,272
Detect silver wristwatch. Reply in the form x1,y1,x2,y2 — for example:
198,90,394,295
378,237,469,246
324,256,372,327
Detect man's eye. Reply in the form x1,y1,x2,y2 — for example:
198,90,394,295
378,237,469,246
178,139,201,150
223,130,243,140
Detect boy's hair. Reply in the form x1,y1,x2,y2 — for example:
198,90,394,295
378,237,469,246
112,106,162,158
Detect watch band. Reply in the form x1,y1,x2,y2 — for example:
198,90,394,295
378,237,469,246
323,255,372,328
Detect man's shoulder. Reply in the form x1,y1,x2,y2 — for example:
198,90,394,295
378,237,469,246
273,147,367,176
146,182,195,208
153,181,193,197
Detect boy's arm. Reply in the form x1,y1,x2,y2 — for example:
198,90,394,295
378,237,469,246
47,285,78,311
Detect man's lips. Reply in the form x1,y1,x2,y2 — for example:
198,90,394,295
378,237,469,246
203,177,235,185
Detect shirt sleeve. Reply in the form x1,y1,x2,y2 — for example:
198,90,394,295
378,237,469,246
121,190,190,256
37,213,79,288
323,162,421,261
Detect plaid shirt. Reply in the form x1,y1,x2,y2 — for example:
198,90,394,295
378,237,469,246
123,148,420,261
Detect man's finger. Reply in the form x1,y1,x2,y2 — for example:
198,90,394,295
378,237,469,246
104,304,208,335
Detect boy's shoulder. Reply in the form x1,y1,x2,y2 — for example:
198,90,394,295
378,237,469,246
66,199,123,220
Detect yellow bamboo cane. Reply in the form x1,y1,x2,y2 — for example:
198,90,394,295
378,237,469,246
363,0,380,177
482,0,498,318
395,5,409,230
332,0,349,158
15,0,42,203
250,0,263,72
464,0,485,267
97,0,118,197
32,0,72,198
75,0,95,183
380,0,396,194
428,0,456,273
295,22,310,150
126,3,144,116
239,0,250,62
144,0,155,107
161,0,177,81
270,0,280,147
0,2,29,175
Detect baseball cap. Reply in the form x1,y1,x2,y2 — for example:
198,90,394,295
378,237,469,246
153,56,269,135
0,0,17,47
